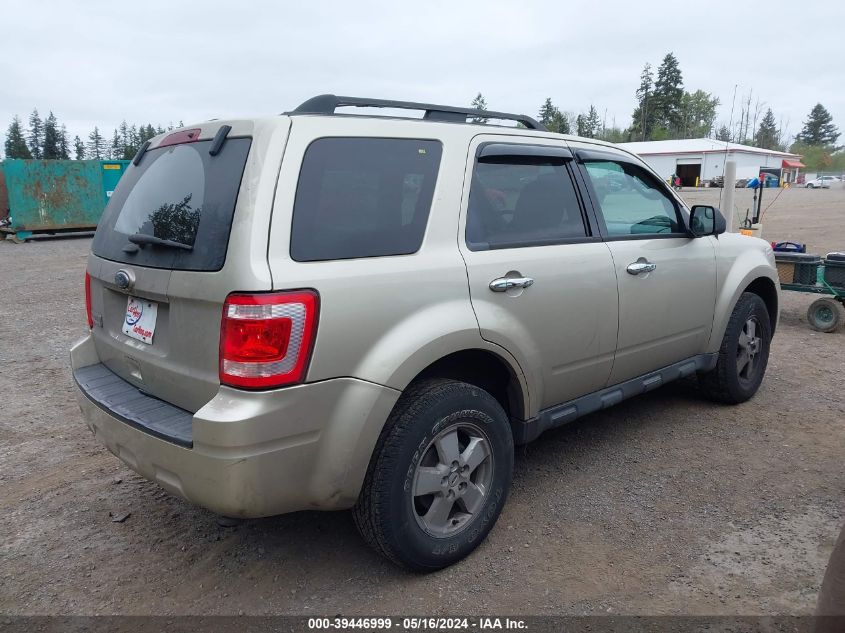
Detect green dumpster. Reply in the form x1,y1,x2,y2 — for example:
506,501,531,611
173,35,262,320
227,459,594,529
0,159,129,242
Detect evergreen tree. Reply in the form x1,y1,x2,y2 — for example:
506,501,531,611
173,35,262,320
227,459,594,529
470,92,488,124
42,111,60,159
129,125,140,157
538,98,570,133
653,53,684,136
539,98,557,128
715,125,732,142
755,108,780,150
796,103,840,147
549,110,570,134
576,107,600,138
631,63,656,141
58,124,70,159
576,114,588,137
5,116,32,159
119,120,129,155
27,109,44,159
585,105,601,138
140,124,157,144
73,135,85,160
110,129,122,160
87,126,106,160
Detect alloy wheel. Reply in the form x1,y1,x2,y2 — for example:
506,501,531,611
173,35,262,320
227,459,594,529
412,423,494,538
737,316,763,384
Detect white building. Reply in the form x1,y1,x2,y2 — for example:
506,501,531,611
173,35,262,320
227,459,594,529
618,138,804,186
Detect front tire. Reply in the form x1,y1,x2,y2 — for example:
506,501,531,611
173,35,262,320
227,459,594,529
353,379,513,571
699,292,772,404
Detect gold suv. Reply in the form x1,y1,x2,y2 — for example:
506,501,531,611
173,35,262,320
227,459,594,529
71,95,780,570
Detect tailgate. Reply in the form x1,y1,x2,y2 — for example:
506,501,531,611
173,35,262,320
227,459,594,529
86,126,261,412
87,256,227,412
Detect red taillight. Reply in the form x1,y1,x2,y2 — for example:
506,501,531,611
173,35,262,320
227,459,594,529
85,271,93,329
219,291,319,389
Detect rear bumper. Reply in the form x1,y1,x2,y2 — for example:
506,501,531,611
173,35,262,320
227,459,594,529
70,334,400,518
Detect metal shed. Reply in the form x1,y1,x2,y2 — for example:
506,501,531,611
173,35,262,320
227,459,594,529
618,139,803,187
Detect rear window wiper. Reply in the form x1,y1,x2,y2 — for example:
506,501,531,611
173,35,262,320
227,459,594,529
128,233,193,251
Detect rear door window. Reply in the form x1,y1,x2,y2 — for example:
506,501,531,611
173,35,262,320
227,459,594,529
290,137,443,262
92,137,251,271
466,157,587,250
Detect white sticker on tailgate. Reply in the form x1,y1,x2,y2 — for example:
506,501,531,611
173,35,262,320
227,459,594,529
122,296,158,344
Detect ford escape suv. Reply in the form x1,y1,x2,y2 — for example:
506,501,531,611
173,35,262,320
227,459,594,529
71,94,780,571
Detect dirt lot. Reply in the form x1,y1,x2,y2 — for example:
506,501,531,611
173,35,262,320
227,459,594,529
1,187,843,616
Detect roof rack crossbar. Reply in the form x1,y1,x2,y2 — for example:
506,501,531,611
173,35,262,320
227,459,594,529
289,94,546,130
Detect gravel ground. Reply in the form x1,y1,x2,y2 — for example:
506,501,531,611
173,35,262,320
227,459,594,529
0,187,843,616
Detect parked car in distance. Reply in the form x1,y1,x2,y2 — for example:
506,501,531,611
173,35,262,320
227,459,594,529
805,176,839,188
71,94,781,571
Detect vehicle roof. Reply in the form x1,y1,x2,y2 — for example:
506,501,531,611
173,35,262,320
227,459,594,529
142,94,635,161
149,112,623,151
141,106,647,175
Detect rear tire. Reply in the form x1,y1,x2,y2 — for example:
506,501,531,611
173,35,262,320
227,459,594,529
698,292,772,404
807,297,844,333
353,378,513,571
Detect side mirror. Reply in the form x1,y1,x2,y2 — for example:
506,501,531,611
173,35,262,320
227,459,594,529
689,205,727,237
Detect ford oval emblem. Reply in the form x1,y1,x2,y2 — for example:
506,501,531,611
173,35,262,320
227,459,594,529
114,269,134,290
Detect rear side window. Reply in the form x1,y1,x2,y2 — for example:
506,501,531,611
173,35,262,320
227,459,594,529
290,138,443,262
466,160,587,250
92,138,251,271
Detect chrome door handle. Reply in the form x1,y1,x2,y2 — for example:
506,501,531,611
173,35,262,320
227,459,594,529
489,276,535,292
626,259,657,275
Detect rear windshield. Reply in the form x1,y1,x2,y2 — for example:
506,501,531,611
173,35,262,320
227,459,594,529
290,137,443,262
92,137,251,271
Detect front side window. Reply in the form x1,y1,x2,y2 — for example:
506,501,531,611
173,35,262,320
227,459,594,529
290,137,442,262
583,160,683,236
466,158,587,250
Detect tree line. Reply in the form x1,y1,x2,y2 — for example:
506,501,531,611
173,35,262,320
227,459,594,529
5,55,842,172
471,52,841,171
3,109,182,161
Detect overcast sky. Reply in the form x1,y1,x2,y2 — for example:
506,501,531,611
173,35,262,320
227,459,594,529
2,0,844,146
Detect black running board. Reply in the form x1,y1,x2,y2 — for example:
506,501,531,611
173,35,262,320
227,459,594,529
512,353,718,444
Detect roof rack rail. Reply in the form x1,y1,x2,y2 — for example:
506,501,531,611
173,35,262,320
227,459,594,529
288,94,547,131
